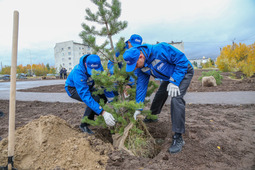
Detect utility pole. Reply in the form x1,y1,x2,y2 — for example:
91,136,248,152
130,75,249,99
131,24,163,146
232,38,236,49
232,38,236,44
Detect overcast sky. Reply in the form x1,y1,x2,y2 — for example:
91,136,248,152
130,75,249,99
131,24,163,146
0,0,255,67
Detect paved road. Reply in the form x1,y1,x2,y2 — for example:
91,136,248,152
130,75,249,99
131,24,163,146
0,80,255,104
0,80,75,103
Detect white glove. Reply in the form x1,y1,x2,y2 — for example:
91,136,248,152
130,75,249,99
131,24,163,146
124,93,130,99
107,97,114,103
102,111,115,126
124,85,131,98
167,83,180,97
134,110,141,120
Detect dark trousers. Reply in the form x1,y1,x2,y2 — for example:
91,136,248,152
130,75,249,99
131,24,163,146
150,64,194,134
66,86,107,126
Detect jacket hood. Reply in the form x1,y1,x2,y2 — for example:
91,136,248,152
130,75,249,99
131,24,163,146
137,44,154,64
78,54,90,74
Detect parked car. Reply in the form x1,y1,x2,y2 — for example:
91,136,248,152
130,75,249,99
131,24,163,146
17,73,27,79
0,74,10,80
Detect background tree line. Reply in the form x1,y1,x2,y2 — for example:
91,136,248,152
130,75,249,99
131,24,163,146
0,63,56,76
216,42,255,77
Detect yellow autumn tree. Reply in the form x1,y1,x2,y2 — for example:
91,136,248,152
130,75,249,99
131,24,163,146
1,63,56,76
241,43,255,77
0,66,11,74
17,64,28,74
216,42,255,77
32,63,47,76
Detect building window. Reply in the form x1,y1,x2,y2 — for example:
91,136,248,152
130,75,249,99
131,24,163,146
68,52,71,55
69,68,72,71
62,53,64,56
69,63,71,66
61,48,64,51
62,58,64,61
69,57,71,60
79,47,81,50
63,63,65,66
68,47,71,50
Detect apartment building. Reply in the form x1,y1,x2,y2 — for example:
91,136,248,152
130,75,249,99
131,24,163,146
54,40,185,73
54,41,92,73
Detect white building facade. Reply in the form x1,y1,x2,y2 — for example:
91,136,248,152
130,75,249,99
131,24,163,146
54,41,93,73
189,56,211,68
54,40,186,73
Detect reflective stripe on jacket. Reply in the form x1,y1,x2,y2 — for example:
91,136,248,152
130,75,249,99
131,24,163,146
135,42,193,103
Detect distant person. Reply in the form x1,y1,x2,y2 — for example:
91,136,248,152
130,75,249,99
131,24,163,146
0,110,4,117
65,54,116,134
63,68,67,79
59,68,63,79
0,110,4,141
123,42,194,154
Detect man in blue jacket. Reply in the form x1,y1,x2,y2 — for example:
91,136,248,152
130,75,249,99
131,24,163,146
123,42,194,154
107,34,143,96
65,54,115,134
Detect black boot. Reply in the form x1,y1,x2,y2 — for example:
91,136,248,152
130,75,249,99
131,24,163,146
169,134,185,154
143,116,158,123
79,123,94,134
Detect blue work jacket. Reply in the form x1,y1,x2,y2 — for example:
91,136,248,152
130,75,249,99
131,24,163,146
65,54,114,115
107,48,135,86
135,42,193,103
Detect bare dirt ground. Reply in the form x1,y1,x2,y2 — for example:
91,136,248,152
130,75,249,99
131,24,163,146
1,69,255,169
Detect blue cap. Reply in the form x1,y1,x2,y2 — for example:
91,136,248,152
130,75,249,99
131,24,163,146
123,47,140,72
125,34,143,48
115,48,120,58
86,54,103,75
